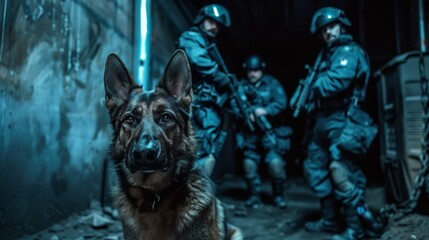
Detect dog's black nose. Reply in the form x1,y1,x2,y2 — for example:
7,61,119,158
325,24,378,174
132,135,161,164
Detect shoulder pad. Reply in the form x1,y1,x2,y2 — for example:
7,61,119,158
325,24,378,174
344,44,368,58
187,31,200,37
182,30,201,38
336,45,358,66
181,30,205,44
339,45,355,53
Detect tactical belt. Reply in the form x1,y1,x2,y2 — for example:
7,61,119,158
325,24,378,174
316,97,351,112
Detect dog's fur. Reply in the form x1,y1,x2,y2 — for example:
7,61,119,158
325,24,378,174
103,50,242,240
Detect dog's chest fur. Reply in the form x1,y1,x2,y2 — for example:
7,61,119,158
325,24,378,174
117,170,219,239
134,205,181,240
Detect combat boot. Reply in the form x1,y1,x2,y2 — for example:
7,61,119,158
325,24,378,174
331,206,365,240
356,204,386,238
305,196,342,233
337,185,386,238
272,178,287,209
273,196,287,209
245,195,262,208
331,228,365,240
245,178,262,209
306,218,343,233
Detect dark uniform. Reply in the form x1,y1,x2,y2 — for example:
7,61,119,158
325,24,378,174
304,34,370,202
303,7,384,240
238,55,292,209
175,4,231,175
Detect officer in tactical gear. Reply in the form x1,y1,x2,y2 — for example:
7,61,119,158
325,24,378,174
302,7,384,240
175,4,231,176
238,54,292,209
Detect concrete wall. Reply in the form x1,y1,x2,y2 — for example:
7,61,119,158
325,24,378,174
0,0,134,238
150,1,194,84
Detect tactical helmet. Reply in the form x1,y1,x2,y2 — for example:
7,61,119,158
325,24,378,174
242,55,266,71
193,4,231,27
310,7,351,34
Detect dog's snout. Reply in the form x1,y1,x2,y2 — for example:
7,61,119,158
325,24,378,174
132,135,161,164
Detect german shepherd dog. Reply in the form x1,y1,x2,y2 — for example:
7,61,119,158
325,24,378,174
103,50,243,240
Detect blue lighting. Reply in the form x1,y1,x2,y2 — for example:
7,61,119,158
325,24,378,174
213,6,219,17
138,0,148,85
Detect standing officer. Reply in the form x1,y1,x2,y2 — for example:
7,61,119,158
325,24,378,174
239,55,292,209
176,4,231,176
301,7,383,240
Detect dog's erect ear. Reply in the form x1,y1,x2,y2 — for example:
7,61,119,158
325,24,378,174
104,54,140,111
158,50,192,103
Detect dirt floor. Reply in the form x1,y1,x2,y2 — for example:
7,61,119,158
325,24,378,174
19,175,429,240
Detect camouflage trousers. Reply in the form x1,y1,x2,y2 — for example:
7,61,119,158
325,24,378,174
303,110,367,206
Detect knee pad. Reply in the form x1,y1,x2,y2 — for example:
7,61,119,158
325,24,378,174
335,185,364,208
329,161,353,192
267,158,286,179
205,154,216,174
243,158,258,178
197,154,216,176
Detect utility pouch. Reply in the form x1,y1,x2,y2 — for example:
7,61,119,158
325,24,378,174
337,104,378,155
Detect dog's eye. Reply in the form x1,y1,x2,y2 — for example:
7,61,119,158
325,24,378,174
160,113,173,123
124,115,135,124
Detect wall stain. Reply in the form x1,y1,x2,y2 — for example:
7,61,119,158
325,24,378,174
0,1,134,238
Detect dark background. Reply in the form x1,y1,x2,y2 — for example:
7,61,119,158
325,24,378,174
1,0,427,237
177,0,427,184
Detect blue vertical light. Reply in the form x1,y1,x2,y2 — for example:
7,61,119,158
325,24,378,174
136,0,152,91
138,0,147,86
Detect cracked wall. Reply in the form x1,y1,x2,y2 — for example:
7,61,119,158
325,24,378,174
0,0,134,238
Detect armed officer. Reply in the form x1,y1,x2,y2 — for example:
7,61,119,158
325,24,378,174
238,55,292,209
175,4,231,176
300,7,383,240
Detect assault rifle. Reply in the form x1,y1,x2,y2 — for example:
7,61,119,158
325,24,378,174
237,85,278,146
207,43,277,146
290,50,324,118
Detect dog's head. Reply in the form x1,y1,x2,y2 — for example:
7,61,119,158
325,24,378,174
104,50,194,192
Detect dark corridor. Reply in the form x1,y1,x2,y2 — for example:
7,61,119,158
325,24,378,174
1,0,429,239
